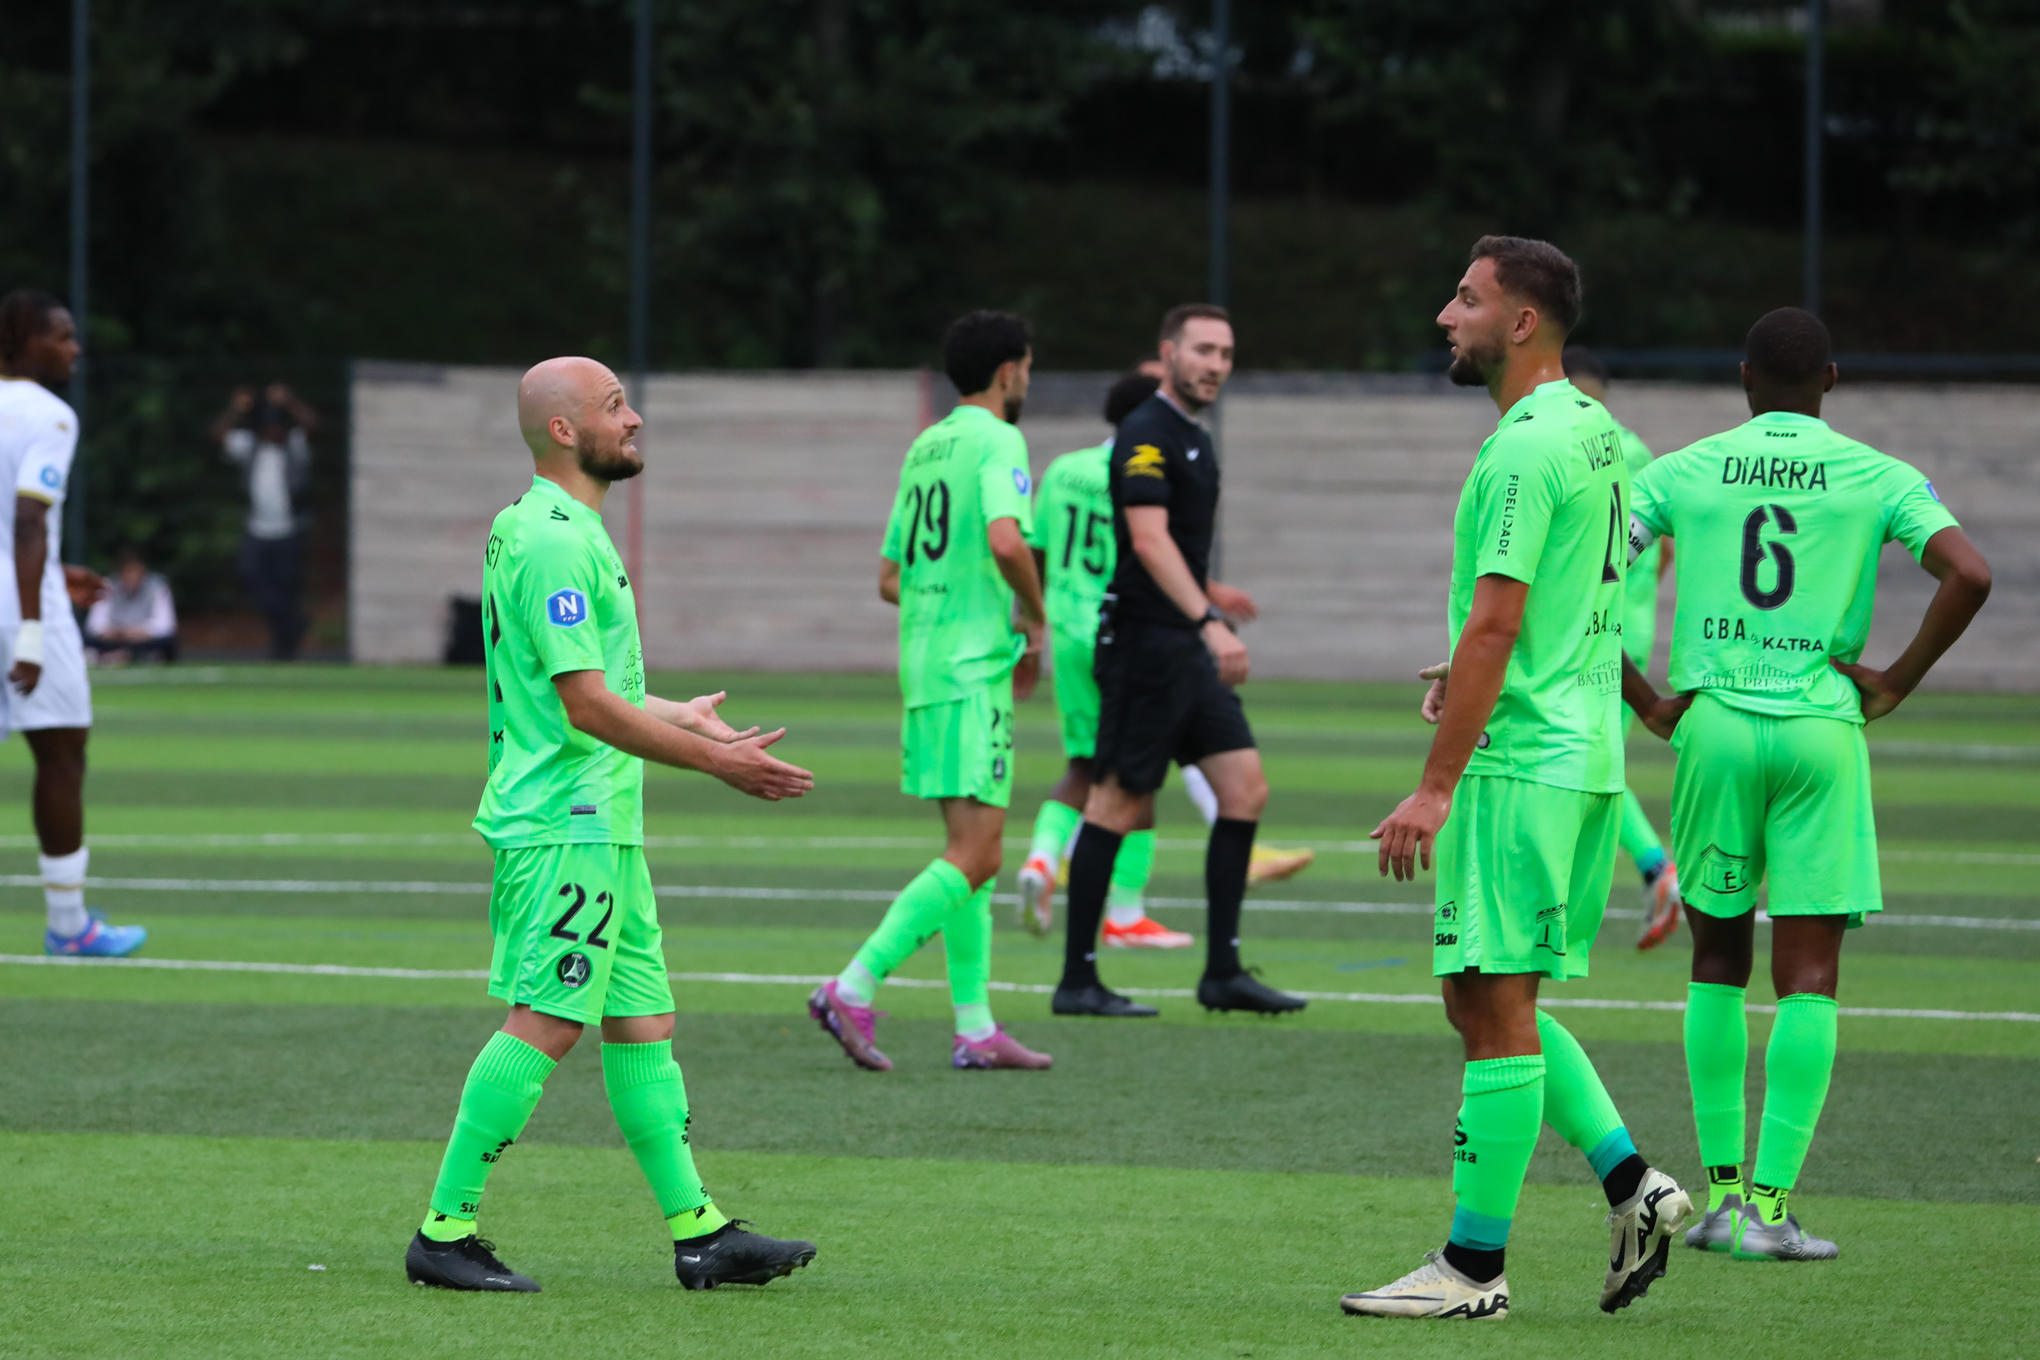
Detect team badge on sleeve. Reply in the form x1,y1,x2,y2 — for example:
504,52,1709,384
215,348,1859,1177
1013,467,1031,494
546,588,590,627
38,466,61,490
1125,444,1166,479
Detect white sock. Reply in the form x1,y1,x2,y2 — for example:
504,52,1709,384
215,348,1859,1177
1105,893,1145,928
43,846,89,937
835,959,879,1007
1181,765,1220,826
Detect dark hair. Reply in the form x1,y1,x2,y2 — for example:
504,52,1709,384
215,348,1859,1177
1160,303,1231,343
1744,307,1832,385
1561,344,1608,385
115,543,145,567
1469,236,1582,335
943,310,1032,397
1103,371,1160,426
0,290,64,367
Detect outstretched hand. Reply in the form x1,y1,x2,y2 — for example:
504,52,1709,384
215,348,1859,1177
716,728,815,801
1831,659,1908,722
1371,786,1452,882
678,691,759,743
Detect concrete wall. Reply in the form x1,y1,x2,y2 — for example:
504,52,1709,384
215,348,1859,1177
351,364,2036,686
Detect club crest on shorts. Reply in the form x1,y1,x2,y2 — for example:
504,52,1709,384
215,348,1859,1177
556,951,592,988
1695,844,1752,896
547,588,589,627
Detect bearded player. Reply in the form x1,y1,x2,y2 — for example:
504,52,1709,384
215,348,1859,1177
1345,239,1689,1321
407,357,819,1293
809,310,1053,1072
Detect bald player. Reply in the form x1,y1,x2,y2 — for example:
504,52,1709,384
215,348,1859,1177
407,357,819,1294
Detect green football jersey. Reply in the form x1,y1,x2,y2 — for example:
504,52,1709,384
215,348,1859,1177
474,474,646,849
1629,410,1959,723
1026,441,1115,645
1450,378,1629,794
1618,422,1663,666
882,403,1034,707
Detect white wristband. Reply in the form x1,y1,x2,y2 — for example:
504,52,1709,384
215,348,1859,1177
13,619,44,667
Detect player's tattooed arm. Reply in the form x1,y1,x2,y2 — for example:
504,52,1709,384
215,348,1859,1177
644,691,760,743
1832,526,1991,722
1124,505,1248,685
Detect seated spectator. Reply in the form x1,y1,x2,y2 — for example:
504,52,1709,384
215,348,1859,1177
83,546,177,664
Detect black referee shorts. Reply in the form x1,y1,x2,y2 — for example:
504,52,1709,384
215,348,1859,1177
1092,619,1255,794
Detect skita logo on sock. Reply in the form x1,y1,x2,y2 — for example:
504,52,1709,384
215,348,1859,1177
557,952,592,988
479,1138,513,1164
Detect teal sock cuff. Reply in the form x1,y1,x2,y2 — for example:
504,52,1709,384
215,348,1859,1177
479,1031,558,1089
1462,1054,1545,1095
600,1039,678,1089
1448,1206,1512,1251
1586,1127,1639,1181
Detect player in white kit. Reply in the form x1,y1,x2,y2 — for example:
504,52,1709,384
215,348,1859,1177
0,291,143,956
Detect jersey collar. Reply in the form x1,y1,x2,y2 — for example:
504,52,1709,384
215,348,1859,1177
1495,377,1576,429
1154,386,1208,430
527,472,577,508
1748,410,1831,432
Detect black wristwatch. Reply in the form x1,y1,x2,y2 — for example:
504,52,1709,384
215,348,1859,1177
1200,605,1227,627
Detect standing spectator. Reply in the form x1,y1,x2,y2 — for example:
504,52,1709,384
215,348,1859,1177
212,383,315,659
84,545,178,664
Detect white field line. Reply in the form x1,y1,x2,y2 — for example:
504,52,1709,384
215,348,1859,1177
1,830,2034,868
1,952,2033,1023
1,873,2033,934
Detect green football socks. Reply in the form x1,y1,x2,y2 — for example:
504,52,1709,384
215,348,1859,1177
1028,799,1083,870
1446,1054,1546,1265
601,1040,729,1239
1618,788,1667,880
944,881,997,1040
1752,992,1839,1217
1535,1010,1642,1200
1684,981,1749,1200
839,858,973,1005
423,1031,556,1236
1104,828,1157,925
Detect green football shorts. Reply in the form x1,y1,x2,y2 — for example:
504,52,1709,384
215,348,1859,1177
1050,625,1101,760
1670,692,1880,923
1433,774,1620,980
900,675,1015,807
487,843,674,1024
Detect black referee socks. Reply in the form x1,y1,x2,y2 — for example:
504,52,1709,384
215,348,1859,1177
1204,817,1258,979
1059,823,1123,989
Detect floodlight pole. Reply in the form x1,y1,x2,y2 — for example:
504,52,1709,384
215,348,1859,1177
1206,0,1231,576
1207,0,1231,314
626,0,652,590
1802,0,1825,316
67,0,89,558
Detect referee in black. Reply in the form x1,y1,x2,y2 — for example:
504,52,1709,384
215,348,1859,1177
1051,303,1306,1017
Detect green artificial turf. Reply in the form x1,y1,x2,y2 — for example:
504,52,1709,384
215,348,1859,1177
1,668,2035,1358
